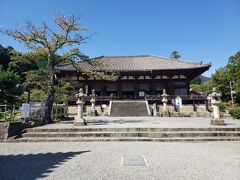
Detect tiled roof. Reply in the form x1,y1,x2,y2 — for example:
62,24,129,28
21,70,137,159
56,55,211,72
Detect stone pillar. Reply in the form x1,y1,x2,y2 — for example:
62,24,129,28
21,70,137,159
161,89,169,117
75,88,86,126
210,88,225,125
90,89,97,116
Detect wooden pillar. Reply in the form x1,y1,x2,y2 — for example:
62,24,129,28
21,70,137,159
134,79,139,99
167,78,174,95
205,100,208,111
117,82,122,99
85,84,89,95
150,79,156,95
101,83,107,96
186,79,190,95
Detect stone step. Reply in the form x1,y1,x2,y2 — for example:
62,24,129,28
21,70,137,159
22,131,240,138
7,136,240,143
26,127,240,133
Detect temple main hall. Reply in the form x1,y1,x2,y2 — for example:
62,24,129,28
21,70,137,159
56,55,211,99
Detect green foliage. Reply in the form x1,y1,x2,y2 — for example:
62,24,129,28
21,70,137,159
54,81,72,104
0,44,14,70
190,76,201,85
200,75,211,83
212,67,231,101
0,111,15,121
218,102,227,112
0,69,21,104
190,79,213,95
210,51,240,103
18,89,47,103
170,51,181,59
52,105,65,120
190,51,240,103
229,107,240,119
227,51,240,92
8,52,39,80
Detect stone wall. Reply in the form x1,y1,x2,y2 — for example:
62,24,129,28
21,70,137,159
67,105,109,117
157,104,210,117
0,122,9,140
0,121,26,141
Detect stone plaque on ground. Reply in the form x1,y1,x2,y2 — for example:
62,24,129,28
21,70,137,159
122,155,146,166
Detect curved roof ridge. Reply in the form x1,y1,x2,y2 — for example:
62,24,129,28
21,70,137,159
148,54,209,65
94,55,151,59
56,54,211,72
94,54,210,65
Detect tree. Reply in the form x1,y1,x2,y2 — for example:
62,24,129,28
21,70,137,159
227,51,240,92
8,52,39,80
170,50,181,59
190,76,201,85
0,44,14,70
190,79,213,95
1,14,117,123
0,69,21,104
212,67,231,101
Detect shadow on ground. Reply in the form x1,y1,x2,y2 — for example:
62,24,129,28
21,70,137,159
0,151,90,180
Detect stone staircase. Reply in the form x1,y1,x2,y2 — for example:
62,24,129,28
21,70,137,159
110,101,150,116
8,127,240,142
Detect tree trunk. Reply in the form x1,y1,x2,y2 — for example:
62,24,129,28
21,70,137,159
43,89,55,124
42,53,56,124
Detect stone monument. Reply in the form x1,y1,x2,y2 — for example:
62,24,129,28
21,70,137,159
161,89,169,117
175,96,182,113
210,88,225,125
89,89,97,116
152,103,157,116
75,88,86,126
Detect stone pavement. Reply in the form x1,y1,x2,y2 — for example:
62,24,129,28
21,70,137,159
0,142,240,180
36,117,240,129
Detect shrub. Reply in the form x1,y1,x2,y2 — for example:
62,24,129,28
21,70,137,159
0,111,15,121
229,107,240,119
218,102,227,112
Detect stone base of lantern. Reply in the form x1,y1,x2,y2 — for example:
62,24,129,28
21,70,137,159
161,111,170,117
211,119,225,126
89,110,96,116
74,118,86,126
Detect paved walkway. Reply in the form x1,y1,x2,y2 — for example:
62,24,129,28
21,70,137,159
36,117,240,129
0,142,240,180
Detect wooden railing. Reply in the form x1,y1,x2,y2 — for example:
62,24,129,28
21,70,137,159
145,95,208,101
82,95,208,101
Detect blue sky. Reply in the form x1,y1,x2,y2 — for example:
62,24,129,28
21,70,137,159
0,0,239,77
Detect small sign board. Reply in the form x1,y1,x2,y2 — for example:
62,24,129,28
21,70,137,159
20,103,30,118
139,91,145,97
175,96,182,108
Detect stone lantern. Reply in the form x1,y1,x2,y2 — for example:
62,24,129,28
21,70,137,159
75,88,86,126
210,88,225,125
161,89,169,116
90,89,97,116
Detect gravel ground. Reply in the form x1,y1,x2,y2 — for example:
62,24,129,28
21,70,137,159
0,142,240,180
